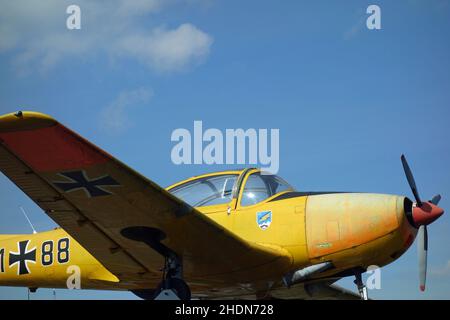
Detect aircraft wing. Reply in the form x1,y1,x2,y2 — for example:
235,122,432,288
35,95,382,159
0,111,292,284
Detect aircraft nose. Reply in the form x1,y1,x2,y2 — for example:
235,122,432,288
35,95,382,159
412,202,444,227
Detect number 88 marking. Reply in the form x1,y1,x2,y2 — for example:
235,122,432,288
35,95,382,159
41,238,70,266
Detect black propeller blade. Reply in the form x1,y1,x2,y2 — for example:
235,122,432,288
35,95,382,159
401,154,422,206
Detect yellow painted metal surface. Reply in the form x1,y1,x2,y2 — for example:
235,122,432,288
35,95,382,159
0,229,119,290
0,111,56,132
305,193,401,259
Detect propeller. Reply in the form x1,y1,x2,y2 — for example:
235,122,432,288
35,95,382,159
431,194,441,206
417,225,427,291
400,155,444,292
401,155,422,206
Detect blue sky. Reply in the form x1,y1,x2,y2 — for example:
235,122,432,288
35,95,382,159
0,0,449,299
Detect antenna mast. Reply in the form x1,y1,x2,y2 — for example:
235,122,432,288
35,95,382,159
19,206,37,234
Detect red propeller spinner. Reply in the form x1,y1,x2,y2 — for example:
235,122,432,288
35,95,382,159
412,201,444,227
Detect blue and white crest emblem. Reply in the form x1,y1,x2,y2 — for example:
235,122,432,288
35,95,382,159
256,210,272,230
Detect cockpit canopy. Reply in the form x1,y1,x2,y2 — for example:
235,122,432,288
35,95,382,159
168,170,293,208
240,173,292,206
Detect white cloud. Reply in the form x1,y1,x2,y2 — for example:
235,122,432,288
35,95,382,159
100,87,153,134
430,260,450,277
116,24,213,72
0,0,213,74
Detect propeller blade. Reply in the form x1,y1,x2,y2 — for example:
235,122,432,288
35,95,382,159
417,225,428,291
401,154,422,206
431,194,441,205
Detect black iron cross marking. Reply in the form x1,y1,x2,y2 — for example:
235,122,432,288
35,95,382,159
9,240,36,276
53,171,120,197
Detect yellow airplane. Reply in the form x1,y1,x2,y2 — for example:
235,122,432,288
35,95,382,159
0,111,444,300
